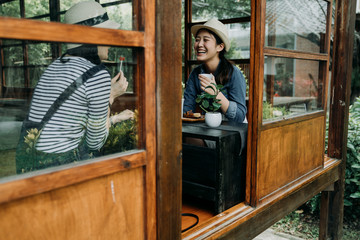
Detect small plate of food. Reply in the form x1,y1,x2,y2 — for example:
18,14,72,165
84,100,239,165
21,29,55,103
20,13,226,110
182,111,205,122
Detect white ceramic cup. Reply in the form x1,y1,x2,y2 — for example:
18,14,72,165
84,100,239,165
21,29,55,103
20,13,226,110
181,98,184,115
199,73,213,79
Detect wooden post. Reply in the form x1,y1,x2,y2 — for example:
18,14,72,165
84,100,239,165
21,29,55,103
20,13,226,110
156,0,183,239
321,0,357,239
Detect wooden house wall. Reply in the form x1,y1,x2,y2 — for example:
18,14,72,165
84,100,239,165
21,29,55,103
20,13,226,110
0,168,145,239
258,116,325,200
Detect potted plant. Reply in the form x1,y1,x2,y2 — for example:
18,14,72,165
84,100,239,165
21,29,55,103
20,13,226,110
196,82,224,127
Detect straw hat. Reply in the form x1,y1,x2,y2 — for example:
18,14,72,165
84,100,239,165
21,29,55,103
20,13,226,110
191,18,230,52
64,0,120,49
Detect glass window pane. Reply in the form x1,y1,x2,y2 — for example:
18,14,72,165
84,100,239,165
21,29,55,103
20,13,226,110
0,0,20,18
265,0,328,53
29,66,47,88
0,40,141,178
263,56,324,122
60,0,84,12
105,2,133,31
191,22,250,60
60,0,135,30
4,67,24,87
3,45,23,66
0,1,134,30
192,0,251,22
228,22,250,59
28,43,52,65
24,0,49,18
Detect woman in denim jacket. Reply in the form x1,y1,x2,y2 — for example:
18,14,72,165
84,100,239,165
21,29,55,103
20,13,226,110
183,18,247,123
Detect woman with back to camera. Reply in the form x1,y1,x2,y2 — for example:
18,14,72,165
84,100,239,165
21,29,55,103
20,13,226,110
16,1,133,173
183,18,247,123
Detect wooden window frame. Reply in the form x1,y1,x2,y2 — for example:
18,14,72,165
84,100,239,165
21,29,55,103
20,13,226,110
248,0,333,206
0,2,156,228
258,0,333,128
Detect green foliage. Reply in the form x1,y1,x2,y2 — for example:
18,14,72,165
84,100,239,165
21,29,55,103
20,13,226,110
351,66,360,103
262,101,289,120
344,97,360,218
101,118,138,155
272,210,319,239
196,83,223,112
272,208,360,240
0,1,20,18
191,0,251,21
306,97,360,220
237,65,249,96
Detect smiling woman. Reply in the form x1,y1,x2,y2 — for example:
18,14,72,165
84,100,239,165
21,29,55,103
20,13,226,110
183,18,247,124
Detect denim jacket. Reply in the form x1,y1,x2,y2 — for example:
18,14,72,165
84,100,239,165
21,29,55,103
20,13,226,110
183,63,247,123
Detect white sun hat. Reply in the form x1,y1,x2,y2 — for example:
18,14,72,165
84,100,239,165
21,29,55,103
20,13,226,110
191,18,230,52
64,0,120,49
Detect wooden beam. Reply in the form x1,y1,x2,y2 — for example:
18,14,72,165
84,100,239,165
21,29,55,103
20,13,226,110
143,0,157,239
0,17,144,48
319,191,330,240
155,0,183,239
325,0,357,239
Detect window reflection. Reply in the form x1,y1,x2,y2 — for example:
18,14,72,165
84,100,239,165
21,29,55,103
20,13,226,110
192,0,251,22
263,56,324,122
0,0,135,31
0,40,140,178
0,1,20,18
25,0,49,18
265,0,328,53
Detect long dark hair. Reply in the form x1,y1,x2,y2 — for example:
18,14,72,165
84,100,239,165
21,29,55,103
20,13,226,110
198,29,234,85
60,44,101,65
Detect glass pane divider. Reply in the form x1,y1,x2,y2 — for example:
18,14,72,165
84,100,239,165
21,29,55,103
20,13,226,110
261,110,325,130
264,47,329,61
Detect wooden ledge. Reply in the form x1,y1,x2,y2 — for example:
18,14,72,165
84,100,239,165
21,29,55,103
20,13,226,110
0,150,146,204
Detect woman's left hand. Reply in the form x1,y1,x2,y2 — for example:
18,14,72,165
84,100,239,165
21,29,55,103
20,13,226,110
199,74,216,95
111,109,135,124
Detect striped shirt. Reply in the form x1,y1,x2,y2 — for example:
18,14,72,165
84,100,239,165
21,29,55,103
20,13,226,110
28,56,110,153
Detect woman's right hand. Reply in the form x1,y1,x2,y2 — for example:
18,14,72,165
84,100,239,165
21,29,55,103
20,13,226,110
109,71,128,104
199,74,216,95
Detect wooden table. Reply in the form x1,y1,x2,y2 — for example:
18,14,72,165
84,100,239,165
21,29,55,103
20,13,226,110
182,121,248,214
